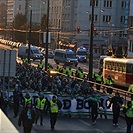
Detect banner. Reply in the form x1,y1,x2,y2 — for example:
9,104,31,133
8,92,112,114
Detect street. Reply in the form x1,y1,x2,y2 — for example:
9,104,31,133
0,43,99,74
8,109,127,133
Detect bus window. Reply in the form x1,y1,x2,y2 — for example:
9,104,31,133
105,61,111,70
122,64,126,72
126,64,133,74
111,62,114,70
118,63,123,72
114,62,118,71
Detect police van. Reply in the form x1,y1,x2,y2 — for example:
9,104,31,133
76,47,87,62
18,45,44,61
54,49,78,67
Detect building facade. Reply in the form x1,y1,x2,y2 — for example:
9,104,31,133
49,0,128,52
26,0,47,23
7,0,25,27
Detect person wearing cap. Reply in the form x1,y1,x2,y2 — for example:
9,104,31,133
107,92,123,126
35,93,46,125
18,102,36,133
48,96,62,130
23,93,32,107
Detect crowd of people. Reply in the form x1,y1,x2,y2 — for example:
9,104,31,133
0,61,132,133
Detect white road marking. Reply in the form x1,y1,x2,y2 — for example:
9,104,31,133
78,119,91,126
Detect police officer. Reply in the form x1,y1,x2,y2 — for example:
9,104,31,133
128,84,133,100
55,65,60,72
95,71,103,91
48,63,53,71
38,60,44,70
104,75,114,94
23,57,28,65
48,96,62,130
75,67,82,78
23,93,32,107
35,94,46,125
123,101,133,133
108,92,123,126
79,69,85,79
66,66,73,76
62,65,67,74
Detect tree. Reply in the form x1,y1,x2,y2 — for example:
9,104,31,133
40,14,47,31
13,13,27,29
0,2,7,28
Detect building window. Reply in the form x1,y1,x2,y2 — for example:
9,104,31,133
119,31,124,37
19,5,21,10
103,15,111,22
89,14,98,22
120,16,125,23
121,1,126,8
104,0,112,8
90,0,99,7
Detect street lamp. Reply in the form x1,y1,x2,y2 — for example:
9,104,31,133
89,0,95,81
45,0,49,71
39,0,46,45
28,10,32,63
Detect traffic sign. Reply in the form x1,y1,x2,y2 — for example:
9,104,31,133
0,50,16,77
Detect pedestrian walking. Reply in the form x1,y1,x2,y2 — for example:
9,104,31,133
89,94,100,125
99,91,110,119
107,92,123,126
18,102,36,133
23,93,32,107
35,93,46,125
48,96,62,130
13,87,21,118
123,101,133,133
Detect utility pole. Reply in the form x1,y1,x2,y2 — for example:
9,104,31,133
89,0,95,81
28,10,32,63
45,0,49,71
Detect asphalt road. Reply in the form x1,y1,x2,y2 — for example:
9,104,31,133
7,108,127,133
0,43,99,74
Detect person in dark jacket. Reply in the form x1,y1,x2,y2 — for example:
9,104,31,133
48,96,62,130
13,87,21,118
18,102,36,133
0,91,8,116
89,94,100,125
108,92,123,126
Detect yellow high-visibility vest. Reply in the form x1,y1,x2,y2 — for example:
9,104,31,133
36,98,46,110
50,100,58,113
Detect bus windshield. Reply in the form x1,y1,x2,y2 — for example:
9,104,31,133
66,53,76,59
32,49,41,54
77,51,87,55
